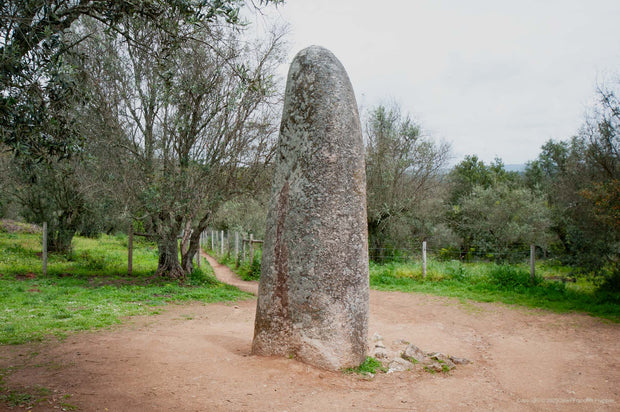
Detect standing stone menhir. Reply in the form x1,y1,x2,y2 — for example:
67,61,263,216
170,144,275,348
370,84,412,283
252,46,369,370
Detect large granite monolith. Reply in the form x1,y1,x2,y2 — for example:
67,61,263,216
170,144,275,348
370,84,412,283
252,46,369,370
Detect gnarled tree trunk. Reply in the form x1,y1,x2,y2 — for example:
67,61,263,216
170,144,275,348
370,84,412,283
180,216,210,274
156,233,185,280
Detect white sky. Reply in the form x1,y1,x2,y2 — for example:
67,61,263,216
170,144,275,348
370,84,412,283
255,0,620,165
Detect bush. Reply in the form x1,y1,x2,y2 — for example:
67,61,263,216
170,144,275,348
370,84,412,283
188,268,219,286
437,247,461,261
445,261,468,282
598,264,620,294
245,254,262,280
487,265,539,289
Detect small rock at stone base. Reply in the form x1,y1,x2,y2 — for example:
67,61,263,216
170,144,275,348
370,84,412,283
372,332,383,342
372,347,390,360
449,356,471,365
388,357,415,373
427,352,456,370
402,344,426,363
423,362,444,373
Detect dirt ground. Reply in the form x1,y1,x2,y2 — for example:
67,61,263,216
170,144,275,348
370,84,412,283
1,256,618,411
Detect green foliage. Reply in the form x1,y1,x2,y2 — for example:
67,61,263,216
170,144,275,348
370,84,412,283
447,156,517,205
0,231,250,345
218,249,262,281
0,0,251,160
248,253,262,280
365,103,450,261
369,259,619,321
520,81,620,286
487,265,541,289
343,357,387,375
188,267,220,286
455,183,553,261
445,155,552,263
211,194,271,240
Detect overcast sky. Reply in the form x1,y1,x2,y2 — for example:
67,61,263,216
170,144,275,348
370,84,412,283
256,0,620,165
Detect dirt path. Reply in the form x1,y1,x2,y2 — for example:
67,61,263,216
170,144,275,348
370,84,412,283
1,258,618,411
204,255,258,295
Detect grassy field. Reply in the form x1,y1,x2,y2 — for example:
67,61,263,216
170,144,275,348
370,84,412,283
369,259,620,321
0,225,251,345
212,245,619,322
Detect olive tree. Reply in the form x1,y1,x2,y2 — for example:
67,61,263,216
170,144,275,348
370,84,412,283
525,79,619,289
81,15,286,279
454,183,553,261
364,103,450,260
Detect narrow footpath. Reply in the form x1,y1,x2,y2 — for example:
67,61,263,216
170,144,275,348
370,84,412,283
203,253,259,295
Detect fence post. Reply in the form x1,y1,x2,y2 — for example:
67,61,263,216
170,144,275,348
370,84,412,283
196,231,202,269
128,224,133,276
242,236,247,263
235,232,240,268
250,234,254,263
530,244,536,280
220,230,224,256
211,230,215,251
226,230,229,255
422,241,427,279
42,222,48,276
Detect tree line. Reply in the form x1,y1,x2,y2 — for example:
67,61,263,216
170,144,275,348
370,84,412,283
1,1,618,291
360,92,619,292
214,91,619,292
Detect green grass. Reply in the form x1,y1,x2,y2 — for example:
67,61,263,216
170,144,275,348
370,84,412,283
0,232,161,277
0,231,251,345
213,249,262,281
207,240,619,321
369,260,620,321
343,356,387,375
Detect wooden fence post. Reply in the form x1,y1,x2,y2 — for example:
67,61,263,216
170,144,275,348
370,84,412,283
220,230,224,256
530,244,536,280
196,231,201,269
211,230,215,251
128,225,133,276
42,222,48,276
235,232,240,268
250,234,254,263
422,241,427,279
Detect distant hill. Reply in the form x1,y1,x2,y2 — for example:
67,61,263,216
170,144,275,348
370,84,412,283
504,164,527,172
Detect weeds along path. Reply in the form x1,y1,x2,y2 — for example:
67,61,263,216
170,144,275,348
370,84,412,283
0,259,618,411
203,253,258,295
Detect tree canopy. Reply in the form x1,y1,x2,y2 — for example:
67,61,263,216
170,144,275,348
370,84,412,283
0,0,274,161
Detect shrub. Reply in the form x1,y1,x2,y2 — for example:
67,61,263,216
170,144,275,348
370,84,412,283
487,265,539,289
188,268,219,286
445,261,468,281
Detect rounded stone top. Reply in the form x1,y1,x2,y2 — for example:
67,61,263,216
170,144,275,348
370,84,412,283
288,45,349,84
294,45,338,62
281,45,360,150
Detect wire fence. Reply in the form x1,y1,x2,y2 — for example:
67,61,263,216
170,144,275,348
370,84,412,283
202,228,263,267
202,229,543,268
368,245,546,265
